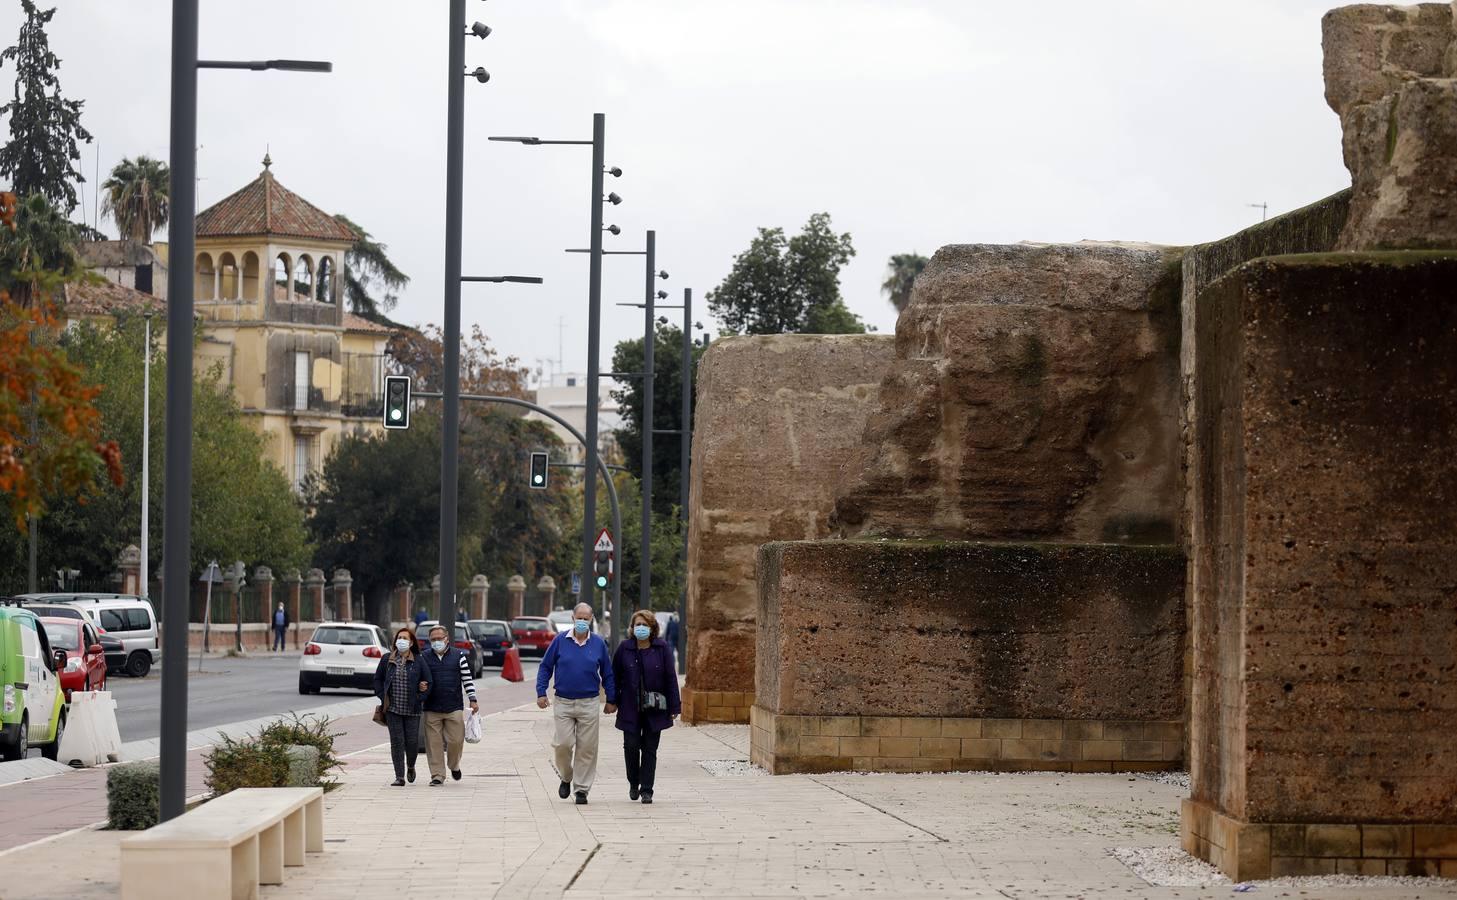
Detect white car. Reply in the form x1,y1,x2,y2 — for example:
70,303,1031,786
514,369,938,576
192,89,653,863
298,622,386,695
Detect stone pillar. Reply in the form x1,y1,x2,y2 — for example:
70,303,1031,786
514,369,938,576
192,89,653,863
416,581,433,624
331,569,353,622
283,569,301,647
468,575,489,620
228,561,246,653
395,582,412,625
118,545,142,596
304,568,326,621
255,565,274,627
506,575,526,621
536,575,557,616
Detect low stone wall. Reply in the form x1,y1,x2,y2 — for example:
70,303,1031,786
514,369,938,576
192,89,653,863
1183,253,1457,880
751,539,1185,774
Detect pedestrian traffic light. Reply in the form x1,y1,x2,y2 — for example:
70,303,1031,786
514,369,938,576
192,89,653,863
594,550,612,590
383,375,411,429
529,451,548,489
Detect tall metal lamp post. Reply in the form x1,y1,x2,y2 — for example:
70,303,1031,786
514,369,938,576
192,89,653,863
162,0,330,822
489,116,622,620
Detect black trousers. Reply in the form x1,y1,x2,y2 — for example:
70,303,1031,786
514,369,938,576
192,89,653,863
623,725,662,792
386,711,421,779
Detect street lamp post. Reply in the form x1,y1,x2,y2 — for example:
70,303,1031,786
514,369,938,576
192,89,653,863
140,311,152,601
162,0,330,822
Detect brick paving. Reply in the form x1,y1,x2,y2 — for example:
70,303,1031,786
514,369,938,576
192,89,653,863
3,699,1457,899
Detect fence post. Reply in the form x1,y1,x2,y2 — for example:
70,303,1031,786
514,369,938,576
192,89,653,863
537,575,557,617
469,575,488,620
305,568,326,621
332,569,353,622
118,545,142,596
229,561,246,654
507,575,526,620
283,569,302,647
255,566,275,650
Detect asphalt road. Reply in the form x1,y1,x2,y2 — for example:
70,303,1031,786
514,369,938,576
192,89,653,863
109,653,542,743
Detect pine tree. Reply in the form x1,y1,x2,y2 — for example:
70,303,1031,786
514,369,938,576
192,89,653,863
0,1,93,214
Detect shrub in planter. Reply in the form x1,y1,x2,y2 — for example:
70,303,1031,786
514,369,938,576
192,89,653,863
284,745,320,788
204,734,290,797
107,760,161,830
257,713,342,789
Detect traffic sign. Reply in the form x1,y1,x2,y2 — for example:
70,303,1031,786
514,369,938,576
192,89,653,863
594,529,614,553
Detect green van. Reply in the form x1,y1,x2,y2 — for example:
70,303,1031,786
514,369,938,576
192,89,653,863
0,603,66,761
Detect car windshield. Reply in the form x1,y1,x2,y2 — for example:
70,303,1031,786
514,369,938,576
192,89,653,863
511,618,549,631
42,622,78,651
470,622,507,638
312,627,375,646
28,605,82,620
546,610,574,626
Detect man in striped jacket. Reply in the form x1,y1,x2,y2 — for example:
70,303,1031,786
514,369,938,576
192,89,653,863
421,624,479,786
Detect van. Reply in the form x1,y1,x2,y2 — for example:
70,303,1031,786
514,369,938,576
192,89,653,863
0,603,67,761
19,594,160,678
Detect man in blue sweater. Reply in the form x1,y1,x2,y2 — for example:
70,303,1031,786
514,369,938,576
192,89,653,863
536,601,616,804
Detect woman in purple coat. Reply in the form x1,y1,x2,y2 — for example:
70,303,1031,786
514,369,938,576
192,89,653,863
611,609,682,803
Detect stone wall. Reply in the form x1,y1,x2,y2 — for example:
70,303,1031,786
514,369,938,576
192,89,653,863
683,334,894,723
1183,252,1457,879
752,540,1185,774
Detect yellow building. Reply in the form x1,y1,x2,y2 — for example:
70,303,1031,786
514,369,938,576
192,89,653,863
71,156,397,489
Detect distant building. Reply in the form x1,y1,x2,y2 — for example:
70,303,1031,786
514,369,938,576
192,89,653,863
529,372,623,466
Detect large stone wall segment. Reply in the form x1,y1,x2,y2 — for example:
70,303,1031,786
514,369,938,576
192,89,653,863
683,334,893,723
832,241,1184,546
1182,252,1457,881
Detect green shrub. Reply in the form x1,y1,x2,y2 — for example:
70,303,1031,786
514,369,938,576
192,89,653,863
204,734,289,797
107,761,160,830
257,713,342,789
284,745,320,788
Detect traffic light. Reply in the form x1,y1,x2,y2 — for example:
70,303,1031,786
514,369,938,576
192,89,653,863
594,550,612,590
383,375,411,429
529,451,549,489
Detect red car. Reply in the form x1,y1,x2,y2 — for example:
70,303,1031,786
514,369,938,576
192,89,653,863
40,616,107,697
510,617,556,656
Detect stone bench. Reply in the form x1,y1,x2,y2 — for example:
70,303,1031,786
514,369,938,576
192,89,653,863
120,786,324,900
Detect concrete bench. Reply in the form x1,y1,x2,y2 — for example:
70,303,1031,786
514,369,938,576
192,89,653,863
120,786,324,900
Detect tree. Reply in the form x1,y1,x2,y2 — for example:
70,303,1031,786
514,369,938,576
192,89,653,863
606,474,686,612
609,322,705,518
0,190,81,307
334,213,408,320
882,252,928,313
0,1,92,214
707,211,864,335
102,156,169,243
386,323,530,397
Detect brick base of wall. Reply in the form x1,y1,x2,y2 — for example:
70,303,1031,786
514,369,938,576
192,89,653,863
750,706,1183,775
1182,798,1457,881
682,686,752,724
181,622,320,653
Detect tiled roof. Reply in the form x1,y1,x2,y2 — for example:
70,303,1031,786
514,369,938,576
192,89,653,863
197,161,358,243
62,278,159,317
343,313,395,334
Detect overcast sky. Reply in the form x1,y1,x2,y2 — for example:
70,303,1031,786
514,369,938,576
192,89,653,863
9,0,1350,376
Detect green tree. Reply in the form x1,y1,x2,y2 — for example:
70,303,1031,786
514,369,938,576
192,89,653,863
707,211,864,335
607,474,686,612
102,156,170,243
0,191,81,307
881,252,928,313
334,213,408,321
0,1,92,214
609,322,705,518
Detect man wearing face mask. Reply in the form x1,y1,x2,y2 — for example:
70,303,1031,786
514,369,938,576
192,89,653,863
536,601,616,804
421,624,479,786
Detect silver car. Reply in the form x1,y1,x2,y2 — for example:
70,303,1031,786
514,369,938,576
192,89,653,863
20,594,160,678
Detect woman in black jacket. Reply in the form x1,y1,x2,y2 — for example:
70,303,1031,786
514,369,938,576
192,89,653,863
374,627,434,786
611,610,682,803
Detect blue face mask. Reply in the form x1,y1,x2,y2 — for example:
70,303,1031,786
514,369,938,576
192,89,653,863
573,620,590,635
633,624,651,640
430,640,446,653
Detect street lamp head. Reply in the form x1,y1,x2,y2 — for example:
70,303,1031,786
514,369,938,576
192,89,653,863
470,21,492,39
657,290,668,300
694,321,704,330
657,316,669,325
469,66,491,83
606,166,623,178
658,270,669,280
606,224,621,236
606,192,622,205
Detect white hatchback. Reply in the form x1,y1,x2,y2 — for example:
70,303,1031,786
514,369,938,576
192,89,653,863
298,622,386,695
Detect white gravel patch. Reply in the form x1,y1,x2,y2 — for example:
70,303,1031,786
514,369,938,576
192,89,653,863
1131,770,1191,790
699,758,769,777
1110,846,1230,887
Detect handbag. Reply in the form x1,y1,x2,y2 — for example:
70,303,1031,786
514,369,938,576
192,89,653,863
373,658,395,726
635,645,668,712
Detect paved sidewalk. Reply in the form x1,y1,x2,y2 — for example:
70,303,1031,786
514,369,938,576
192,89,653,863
4,703,1457,899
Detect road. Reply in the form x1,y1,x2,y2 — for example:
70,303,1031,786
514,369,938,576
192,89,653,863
109,653,542,743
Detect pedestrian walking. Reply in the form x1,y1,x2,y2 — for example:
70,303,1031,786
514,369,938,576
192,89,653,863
420,624,479,786
373,627,433,787
271,602,289,652
612,609,681,804
413,607,429,628
536,601,616,804
663,612,680,669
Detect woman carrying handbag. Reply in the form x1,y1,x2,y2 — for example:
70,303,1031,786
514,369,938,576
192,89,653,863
374,627,434,786
611,610,682,803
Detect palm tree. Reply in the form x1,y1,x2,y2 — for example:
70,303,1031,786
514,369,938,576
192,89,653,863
881,252,928,313
334,213,409,320
0,192,81,307
101,156,169,243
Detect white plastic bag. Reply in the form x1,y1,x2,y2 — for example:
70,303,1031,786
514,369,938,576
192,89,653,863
464,709,482,744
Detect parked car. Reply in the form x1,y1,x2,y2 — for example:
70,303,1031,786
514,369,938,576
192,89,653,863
298,622,386,694
19,594,159,678
415,621,483,678
40,616,107,697
546,609,574,634
513,616,558,655
0,601,67,761
98,632,126,674
467,619,513,666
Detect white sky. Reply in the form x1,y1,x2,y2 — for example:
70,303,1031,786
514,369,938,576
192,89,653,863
10,0,1349,375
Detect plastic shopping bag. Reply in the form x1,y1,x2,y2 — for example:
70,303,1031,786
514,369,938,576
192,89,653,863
464,709,482,743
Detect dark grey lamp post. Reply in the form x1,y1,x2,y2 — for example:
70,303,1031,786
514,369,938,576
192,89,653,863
489,117,622,629
162,0,330,823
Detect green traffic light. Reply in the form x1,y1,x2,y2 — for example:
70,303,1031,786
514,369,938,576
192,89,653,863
595,576,608,588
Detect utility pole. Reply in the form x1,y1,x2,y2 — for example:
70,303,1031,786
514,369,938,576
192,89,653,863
640,230,656,610
678,287,692,666
438,0,467,628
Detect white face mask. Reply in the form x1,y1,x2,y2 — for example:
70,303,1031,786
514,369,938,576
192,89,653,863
431,640,447,653
395,639,410,652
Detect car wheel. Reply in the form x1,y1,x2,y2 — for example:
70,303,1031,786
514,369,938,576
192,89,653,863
40,711,64,761
298,674,314,695
125,652,151,678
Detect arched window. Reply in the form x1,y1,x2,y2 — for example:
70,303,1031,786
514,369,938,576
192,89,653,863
316,257,334,304
218,252,239,300
293,255,314,301
273,254,292,302
195,252,216,300
241,252,260,302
